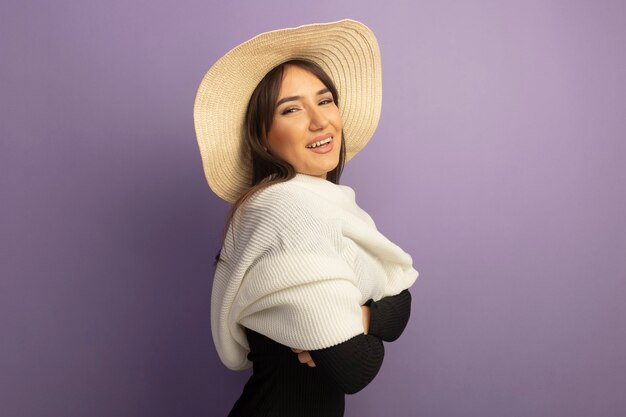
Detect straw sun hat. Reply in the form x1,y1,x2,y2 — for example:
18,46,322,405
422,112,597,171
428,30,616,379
193,19,382,203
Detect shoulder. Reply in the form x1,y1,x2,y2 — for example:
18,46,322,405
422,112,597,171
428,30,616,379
238,180,318,224
231,179,341,244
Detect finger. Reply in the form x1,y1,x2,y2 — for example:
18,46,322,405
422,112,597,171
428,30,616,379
297,352,313,364
291,348,303,353
307,360,316,367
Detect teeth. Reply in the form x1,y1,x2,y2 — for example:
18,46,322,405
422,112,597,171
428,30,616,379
306,137,332,148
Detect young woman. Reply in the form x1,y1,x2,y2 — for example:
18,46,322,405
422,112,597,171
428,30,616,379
194,20,419,417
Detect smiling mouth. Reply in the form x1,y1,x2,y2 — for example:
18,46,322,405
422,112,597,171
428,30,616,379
306,136,333,148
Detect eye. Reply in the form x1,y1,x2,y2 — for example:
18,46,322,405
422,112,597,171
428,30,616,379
319,97,334,105
280,106,299,115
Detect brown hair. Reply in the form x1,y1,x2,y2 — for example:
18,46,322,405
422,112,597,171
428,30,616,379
214,59,347,265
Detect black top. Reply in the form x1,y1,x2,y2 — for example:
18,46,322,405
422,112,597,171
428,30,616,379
227,289,412,417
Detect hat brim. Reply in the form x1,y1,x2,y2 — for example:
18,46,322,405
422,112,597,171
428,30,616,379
193,19,382,203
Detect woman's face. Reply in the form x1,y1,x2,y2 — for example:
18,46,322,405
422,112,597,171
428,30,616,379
264,65,342,179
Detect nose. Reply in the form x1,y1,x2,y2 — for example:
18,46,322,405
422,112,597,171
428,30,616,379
308,106,329,131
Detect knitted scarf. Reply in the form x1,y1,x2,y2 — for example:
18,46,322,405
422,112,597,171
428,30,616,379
211,173,419,370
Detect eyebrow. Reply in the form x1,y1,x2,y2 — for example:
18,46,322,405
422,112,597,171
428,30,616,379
275,88,330,108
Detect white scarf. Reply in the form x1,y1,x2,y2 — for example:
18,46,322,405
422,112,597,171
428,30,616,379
211,173,419,370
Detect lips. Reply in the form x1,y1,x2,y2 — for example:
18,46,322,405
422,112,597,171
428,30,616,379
305,133,333,148
306,136,334,154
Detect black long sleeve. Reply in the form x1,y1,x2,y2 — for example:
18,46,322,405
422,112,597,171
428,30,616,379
231,329,382,416
229,290,412,416
308,333,384,394
305,289,412,394
366,289,412,342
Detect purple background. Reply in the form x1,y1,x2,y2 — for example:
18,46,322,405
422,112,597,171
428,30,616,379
2,1,625,416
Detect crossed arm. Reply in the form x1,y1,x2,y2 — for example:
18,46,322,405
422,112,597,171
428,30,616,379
291,289,412,394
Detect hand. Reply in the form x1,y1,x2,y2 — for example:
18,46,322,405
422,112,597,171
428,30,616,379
361,304,371,335
291,348,316,367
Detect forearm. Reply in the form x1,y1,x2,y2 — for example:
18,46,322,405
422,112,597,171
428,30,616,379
366,289,412,342
308,333,384,394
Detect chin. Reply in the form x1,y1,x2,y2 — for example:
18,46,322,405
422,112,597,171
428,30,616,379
318,162,340,177
298,156,340,178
